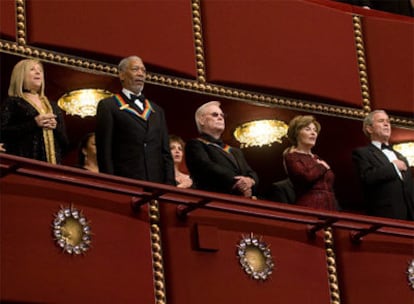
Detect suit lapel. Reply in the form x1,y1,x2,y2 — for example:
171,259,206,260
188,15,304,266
369,144,389,165
197,137,239,168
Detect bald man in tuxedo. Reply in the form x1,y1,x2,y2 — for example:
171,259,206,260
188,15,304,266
96,56,175,185
352,110,414,220
185,101,258,197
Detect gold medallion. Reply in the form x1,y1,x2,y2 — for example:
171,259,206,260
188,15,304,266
408,259,414,290
52,206,92,255
237,233,274,280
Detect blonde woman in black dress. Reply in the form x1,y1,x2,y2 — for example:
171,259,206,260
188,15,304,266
1,59,68,164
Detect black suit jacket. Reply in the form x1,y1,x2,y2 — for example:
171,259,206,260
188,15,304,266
269,178,296,204
95,92,175,185
352,143,414,220
185,134,259,195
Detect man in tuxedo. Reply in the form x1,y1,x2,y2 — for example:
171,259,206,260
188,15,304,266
95,55,175,185
185,101,258,197
352,110,414,220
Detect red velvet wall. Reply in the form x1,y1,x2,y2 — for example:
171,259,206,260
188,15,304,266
1,162,155,303
363,16,414,114
334,229,413,304
0,0,15,39
202,0,363,106
160,203,332,304
26,0,197,77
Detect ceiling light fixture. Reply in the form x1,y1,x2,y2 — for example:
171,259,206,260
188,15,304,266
393,142,414,167
57,88,113,118
233,119,288,148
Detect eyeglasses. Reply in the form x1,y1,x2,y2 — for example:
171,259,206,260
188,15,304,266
207,112,226,118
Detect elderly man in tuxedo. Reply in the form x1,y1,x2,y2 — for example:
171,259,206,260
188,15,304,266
352,110,414,220
185,101,258,197
95,55,175,185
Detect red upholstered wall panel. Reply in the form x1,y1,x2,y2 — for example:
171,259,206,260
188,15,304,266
202,0,363,107
161,204,331,304
26,0,197,77
1,173,155,303
363,16,414,115
334,229,413,304
0,0,16,39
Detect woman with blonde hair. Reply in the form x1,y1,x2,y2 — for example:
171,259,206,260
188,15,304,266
0,59,68,164
283,115,337,210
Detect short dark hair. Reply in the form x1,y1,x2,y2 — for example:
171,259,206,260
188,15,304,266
78,132,95,167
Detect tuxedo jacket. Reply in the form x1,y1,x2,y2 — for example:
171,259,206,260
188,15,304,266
269,178,296,204
352,144,414,220
95,92,175,185
185,134,259,195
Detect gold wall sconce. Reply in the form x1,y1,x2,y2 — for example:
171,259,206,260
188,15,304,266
393,142,414,167
233,119,288,148
57,88,113,118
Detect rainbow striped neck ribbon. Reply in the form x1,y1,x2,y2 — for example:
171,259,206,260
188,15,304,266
114,94,154,121
197,137,232,154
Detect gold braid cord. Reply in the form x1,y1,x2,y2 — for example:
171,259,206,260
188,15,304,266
191,0,206,83
324,227,341,304
149,199,167,304
16,0,26,45
352,15,371,113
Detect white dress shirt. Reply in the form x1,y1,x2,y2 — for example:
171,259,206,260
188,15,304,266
372,141,402,179
122,88,143,110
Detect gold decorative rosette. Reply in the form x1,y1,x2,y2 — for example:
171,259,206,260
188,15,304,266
52,206,92,255
408,259,414,290
237,233,274,280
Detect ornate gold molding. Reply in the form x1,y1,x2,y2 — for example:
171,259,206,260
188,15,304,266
324,227,341,304
352,15,371,113
1,39,413,128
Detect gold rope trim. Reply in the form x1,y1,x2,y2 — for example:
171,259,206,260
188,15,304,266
191,0,206,83
149,199,167,304
352,15,371,113
16,0,26,45
324,227,341,304
2,40,413,129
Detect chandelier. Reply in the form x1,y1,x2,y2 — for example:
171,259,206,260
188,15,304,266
233,119,288,148
57,89,113,118
393,142,414,167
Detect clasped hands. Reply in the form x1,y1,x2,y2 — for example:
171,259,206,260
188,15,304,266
35,113,57,130
233,176,255,198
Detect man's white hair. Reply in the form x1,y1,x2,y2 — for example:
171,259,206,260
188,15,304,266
195,101,221,133
118,55,142,72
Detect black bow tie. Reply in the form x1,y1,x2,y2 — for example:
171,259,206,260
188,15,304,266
130,94,145,103
381,143,393,151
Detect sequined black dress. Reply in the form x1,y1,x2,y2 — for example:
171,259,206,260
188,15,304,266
0,96,68,164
